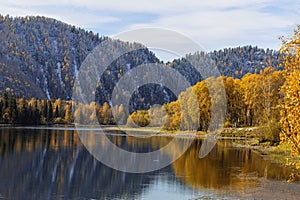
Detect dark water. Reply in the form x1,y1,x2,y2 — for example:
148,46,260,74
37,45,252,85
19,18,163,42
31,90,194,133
0,127,299,200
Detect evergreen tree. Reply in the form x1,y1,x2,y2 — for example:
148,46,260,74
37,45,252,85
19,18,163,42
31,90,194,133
34,100,41,124
47,101,53,122
43,100,48,122
8,95,18,123
0,99,3,122
54,104,59,118
17,98,28,124
1,93,9,123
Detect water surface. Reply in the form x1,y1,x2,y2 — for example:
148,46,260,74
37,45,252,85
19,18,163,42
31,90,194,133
0,127,299,199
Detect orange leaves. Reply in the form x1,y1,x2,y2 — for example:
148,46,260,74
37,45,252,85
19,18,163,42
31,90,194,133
280,25,300,154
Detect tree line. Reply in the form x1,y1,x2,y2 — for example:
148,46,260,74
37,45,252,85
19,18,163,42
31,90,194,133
0,94,125,126
0,95,73,124
130,67,284,134
129,25,300,154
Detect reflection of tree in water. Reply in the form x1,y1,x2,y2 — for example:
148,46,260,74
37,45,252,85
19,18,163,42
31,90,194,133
0,128,168,199
171,139,292,190
0,128,294,199
105,131,174,153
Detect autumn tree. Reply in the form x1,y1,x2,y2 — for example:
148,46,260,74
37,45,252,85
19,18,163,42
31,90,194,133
258,67,284,123
99,102,113,125
164,101,181,131
148,105,166,127
113,104,127,125
179,88,197,131
192,80,211,131
222,76,244,127
240,73,263,126
64,103,73,123
127,110,150,127
280,25,300,153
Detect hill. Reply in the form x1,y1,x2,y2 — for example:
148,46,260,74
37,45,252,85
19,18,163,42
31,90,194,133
0,14,283,111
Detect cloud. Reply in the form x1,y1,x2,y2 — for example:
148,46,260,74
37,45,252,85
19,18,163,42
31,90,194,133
124,0,299,51
0,3,121,31
1,0,274,14
0,0,299,52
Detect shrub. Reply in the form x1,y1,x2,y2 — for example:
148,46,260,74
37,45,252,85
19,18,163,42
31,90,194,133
257,120,281,145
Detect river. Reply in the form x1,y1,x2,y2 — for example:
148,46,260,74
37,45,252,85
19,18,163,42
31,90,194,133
0,127,299,199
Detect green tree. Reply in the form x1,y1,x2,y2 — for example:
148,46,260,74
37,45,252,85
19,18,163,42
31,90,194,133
1,93,9,123
47,100,53,122
8,95,18,123
42,100,48,122
34,100,41,124
54,104,59,118
0,99,3,122
17,97,28,123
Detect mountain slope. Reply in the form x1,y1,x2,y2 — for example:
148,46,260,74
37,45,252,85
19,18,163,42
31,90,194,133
169,46,282,86
0,15,160,101
0,15,283,111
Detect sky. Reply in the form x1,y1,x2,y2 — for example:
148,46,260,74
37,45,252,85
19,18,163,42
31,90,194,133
0,0,299,60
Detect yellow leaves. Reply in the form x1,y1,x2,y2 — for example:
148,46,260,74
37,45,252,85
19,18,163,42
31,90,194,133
127,110,150,127
296,162,300,170
280,25,300,155
287,173,297,183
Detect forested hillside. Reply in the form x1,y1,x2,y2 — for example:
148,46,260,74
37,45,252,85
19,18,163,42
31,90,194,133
0,15,160,100
0,15,283,112
169,46,282,86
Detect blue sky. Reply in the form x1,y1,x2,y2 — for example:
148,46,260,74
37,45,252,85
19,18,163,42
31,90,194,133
0,0,299,56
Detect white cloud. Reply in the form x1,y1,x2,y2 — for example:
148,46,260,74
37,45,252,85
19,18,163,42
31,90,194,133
0,3,120,28
0,0,299,52
126,2,298,51
1,0,274,14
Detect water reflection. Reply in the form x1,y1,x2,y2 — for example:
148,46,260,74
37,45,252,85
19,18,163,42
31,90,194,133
80,130,193,173
0,128,159,199
172,139,292,190
0,128,297,199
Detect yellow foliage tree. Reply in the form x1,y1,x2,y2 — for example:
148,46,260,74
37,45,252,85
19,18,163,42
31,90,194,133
164,101,181,131
241,73,263,126
280,25,300,154
64,104,73,123
127,110,150,127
